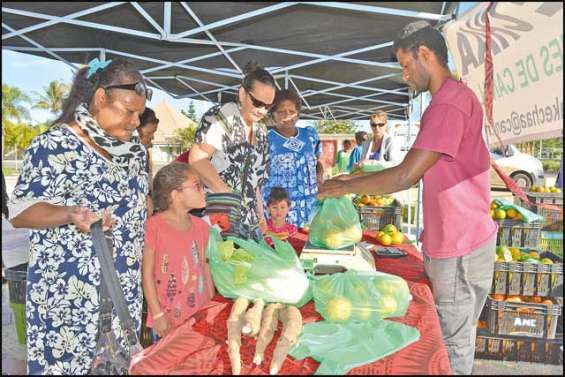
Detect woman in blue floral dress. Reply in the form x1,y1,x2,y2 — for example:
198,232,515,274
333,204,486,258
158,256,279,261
8,59,151,374
261,89,324,227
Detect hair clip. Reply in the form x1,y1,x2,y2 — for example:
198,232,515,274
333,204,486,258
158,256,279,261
86,58,112,79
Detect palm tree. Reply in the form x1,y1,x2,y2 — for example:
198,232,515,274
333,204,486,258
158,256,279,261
32,80,69,118
2,84,32,160
2,83,31,124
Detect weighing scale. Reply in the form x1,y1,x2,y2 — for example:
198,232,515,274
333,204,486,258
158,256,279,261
300,240,376,274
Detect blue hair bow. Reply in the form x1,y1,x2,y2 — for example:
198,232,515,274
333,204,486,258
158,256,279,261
86,58,112,79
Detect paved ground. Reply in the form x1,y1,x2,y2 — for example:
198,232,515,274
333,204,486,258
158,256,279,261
2,174,562,375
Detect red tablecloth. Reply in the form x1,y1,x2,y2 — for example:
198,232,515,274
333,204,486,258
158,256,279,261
131,232,452,375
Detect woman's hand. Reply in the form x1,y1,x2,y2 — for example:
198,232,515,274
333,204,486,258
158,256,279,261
153,315,171,338
66,206,116,233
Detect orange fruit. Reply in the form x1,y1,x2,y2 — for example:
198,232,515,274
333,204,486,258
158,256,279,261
506,208,518,219
360,195,370,205
542,299,553,305
390,232,404,245
490,294,505,301
490,202,498,210
378,234,392,246
530,296,543,303
490,209,495,219
505,296,521,303
494,209,507,220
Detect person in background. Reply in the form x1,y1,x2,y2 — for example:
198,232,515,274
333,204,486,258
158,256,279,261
334,139,353,173
189,61,275,241
555,158,563,188
142,162,215,341
138,107,160,215
261,89,324,228
360,111,401,166
264,187,298,244
8,58,151,374
347,131,369,172
319,21,497,375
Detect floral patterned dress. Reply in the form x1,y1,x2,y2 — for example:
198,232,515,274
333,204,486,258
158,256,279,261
261,126,322,227
195,102,269,230
10,125,149,375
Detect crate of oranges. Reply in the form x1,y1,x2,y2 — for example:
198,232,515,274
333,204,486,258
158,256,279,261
492,248,562,297
354,194,402,232
474,328,563,364
492,199,543,248
485,294,562,339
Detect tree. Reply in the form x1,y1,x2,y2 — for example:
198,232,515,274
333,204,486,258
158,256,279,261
315,119,359,134
32,80,69,119
2,84,31,124
181,100,198,123
172,127,196,151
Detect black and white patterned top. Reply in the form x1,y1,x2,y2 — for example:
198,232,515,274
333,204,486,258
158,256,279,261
195,102,269,229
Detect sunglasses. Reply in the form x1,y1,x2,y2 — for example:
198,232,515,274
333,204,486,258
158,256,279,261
245,88,273,110
370,122,386,128
104,81,153,101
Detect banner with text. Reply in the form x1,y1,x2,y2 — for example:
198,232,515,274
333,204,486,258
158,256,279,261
444,2,563,145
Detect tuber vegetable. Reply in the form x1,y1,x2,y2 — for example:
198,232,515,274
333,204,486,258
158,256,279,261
253,303,282,365
227,297,250,375
269,305,303,375
242,298,265,336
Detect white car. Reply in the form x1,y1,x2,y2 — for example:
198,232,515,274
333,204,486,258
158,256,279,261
490,144,545,190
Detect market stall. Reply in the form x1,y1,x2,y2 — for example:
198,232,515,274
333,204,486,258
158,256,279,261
131,230,452,375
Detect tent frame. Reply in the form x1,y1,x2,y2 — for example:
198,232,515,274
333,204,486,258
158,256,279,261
2,2,455,121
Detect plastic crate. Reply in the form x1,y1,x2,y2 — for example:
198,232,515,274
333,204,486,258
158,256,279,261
357,201,402,231
475,329,563,365
496,219,542,249
515,197,563,231
485,296,561,339
491,251,563,297
524,191,563,206
540,231,563,258
5,263,28,345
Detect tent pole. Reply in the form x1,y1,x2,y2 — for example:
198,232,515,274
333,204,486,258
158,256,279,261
406,91,413,239
285,71,289,89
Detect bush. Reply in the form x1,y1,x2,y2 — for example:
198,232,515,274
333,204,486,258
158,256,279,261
542,160,561,174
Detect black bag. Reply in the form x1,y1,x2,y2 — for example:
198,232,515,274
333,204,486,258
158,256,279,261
89,220,143,375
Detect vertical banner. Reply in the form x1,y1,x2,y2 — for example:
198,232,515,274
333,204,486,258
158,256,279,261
443,3,563,145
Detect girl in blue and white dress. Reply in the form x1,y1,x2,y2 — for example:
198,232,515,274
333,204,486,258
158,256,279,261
261,89,324,228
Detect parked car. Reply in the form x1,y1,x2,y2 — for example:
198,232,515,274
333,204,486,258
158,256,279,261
490,144,545,190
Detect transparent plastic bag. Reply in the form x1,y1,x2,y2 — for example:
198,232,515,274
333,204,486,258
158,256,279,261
312,270,411,323
289,320,420,375
206,227,311,306
308,197,363,249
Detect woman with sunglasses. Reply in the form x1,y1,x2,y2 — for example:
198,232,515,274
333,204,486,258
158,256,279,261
261,89,324,228
8,58,151,374
354,111,401,171
189,61,275,240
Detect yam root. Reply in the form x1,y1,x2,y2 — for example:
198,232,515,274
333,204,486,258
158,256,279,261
227,297,250,375
242,298,265,337
253,303,283,365
269,305,303,375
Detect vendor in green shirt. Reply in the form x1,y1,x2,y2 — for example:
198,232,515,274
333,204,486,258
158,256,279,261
334,139,353,173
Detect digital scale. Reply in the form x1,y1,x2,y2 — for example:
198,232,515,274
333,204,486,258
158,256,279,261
300,240,376,274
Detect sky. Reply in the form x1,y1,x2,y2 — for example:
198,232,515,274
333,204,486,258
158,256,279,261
2,2,478,131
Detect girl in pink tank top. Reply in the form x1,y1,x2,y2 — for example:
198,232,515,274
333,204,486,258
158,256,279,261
142,162,215,341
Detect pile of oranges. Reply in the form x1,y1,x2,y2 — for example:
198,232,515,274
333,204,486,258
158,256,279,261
530,186,561,193
376,224,404,246
490,201,524,221
357,194,395,208
490,294,554,305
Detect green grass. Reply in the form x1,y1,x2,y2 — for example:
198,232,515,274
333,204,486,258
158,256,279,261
2,167,19,176
542,160,561,174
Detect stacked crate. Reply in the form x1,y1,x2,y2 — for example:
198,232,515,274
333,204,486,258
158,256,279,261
516,191,563,257
476,197,564,364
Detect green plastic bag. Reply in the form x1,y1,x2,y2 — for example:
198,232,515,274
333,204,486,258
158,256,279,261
308,197,363,249
492,198,544,223
351,160,390,174
289,320,420,375
206,227,312,306
313,270,411,323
